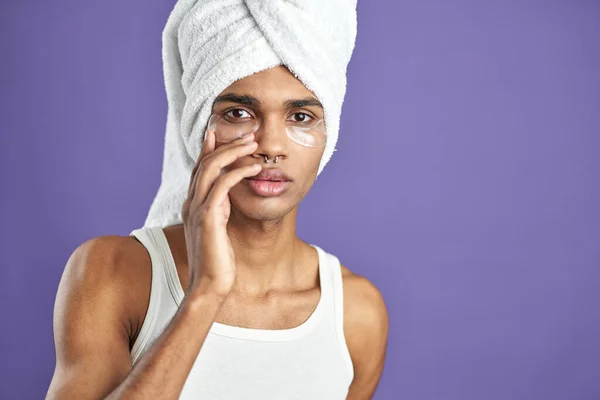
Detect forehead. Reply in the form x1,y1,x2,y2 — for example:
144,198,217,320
220,65,317,103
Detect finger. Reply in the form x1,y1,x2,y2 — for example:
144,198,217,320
204,130,255,161
191,127,242,200
194,140,258,206
203,127,216,157
205,136,258,171
204,163,263,209
188,129,210,200
191,130,256,202
188,129,213,196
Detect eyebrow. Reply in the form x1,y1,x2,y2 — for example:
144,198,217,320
214,93,323,110
284,98,324,110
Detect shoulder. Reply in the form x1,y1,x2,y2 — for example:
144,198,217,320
65,234,149,293
339,264,389,397
48,235,151,397
58,234,152,342
340,264,388,345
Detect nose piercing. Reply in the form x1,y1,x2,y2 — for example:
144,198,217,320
263,155,279,163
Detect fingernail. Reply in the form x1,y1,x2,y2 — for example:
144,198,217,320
204,130,211,142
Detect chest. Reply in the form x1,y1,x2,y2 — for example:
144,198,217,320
165,231,323,331
215,288,321,330
180,334,352,400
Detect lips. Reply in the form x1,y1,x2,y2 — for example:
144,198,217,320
247,168,292,182
242,168,292,197
243,179,291,197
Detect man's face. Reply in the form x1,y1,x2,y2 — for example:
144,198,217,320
211,65,326,222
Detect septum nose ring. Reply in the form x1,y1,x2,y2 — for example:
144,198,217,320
263,155,279,164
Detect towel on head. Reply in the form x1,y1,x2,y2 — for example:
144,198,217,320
143,0,358,228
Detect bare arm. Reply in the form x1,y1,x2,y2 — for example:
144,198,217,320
47,129,262,399
343,269,389,400
107,277,225,399
45,237,226,400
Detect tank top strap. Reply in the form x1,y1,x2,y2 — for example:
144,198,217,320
309,244,332,303
309,244,339,314
313,246,354,379
128,226,170,364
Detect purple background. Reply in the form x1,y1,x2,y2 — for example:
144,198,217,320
2,1,599,399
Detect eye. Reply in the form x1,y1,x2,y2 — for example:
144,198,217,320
224,108,252,120
288,112,314,124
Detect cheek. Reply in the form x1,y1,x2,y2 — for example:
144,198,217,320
307,151,324,178
297,147,324,171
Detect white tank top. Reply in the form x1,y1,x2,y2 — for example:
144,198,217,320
128,226,354,399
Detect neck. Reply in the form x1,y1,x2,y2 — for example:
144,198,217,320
225,206,305,295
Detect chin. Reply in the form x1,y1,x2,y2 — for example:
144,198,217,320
228,187,298,222
234,206,293,222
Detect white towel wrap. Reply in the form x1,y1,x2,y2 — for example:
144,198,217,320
144,0,358,228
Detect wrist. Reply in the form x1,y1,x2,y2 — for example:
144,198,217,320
186,277,232,302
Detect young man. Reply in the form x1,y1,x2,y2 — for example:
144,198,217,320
47,2,388,400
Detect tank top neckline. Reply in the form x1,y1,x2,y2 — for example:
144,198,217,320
151,226,329,342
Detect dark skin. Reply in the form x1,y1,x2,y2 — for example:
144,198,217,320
47,66,388,399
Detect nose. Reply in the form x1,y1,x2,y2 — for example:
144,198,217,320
253,117,288,162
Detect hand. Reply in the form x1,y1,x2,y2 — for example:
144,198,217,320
181,129,261,297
